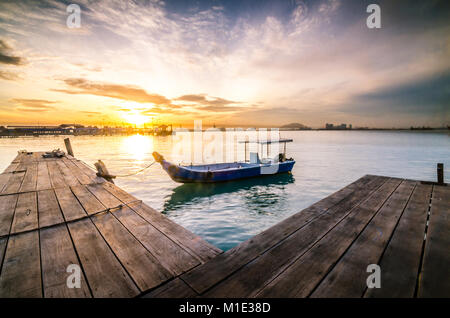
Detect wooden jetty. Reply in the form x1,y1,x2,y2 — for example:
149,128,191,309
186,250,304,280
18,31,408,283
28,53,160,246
0,151,220,297
0,150,449,298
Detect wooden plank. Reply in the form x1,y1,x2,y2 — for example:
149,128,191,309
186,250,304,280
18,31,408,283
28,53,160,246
40,224,91,298
310,180,417,298
142,278,198,298
129,201,222,264
0,173,12,193
102,182,138,204
365,183,432,298
418,185,450,297
19,162,38,193
1,171,25,195
47,161,67,189
184,174,374,290
36,161,52,191
2,162,19,173
38,189,65,228
0,231,42,297
201,176,389,297
257,178,402,297
71,185,105,215
56,160,80,187
0,194,18,237
92,211,172,292
86,183,122,209
112,205,200,276
11,192,38,234
0,237,6,267
62,158,93,184
67,218,139,297
54,187,87,221
72,159,102,181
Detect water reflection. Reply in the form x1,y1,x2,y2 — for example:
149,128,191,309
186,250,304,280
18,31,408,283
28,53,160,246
163,173,295,213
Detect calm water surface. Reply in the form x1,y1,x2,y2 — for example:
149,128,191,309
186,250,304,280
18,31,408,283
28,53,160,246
0,130,448,251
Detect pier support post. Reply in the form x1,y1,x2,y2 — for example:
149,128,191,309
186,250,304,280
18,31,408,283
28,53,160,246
64,138,74,157
437,163,444,184
94,160,115,184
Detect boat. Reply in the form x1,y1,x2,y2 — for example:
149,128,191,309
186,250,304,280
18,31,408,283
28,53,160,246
153,138,295,183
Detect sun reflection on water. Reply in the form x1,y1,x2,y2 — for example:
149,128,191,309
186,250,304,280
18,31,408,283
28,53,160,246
121,134,153,161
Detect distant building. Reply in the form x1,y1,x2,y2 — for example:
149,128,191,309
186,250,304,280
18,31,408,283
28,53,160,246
325,123,352,130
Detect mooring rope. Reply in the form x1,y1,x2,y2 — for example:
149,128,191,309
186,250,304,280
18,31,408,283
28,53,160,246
114,161,157,177
83,159,156,178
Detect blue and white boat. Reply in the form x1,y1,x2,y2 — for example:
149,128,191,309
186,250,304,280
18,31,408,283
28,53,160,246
153,139,295,183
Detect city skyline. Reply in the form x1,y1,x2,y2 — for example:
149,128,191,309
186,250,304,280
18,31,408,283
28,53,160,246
0,0,449,128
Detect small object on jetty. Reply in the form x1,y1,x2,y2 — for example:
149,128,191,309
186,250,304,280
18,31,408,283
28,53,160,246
42,149,65,158
94,159,116,183
153,138,295,183
64,137,74,157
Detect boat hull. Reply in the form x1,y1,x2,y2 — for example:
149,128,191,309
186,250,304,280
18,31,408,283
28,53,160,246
159,160,295,183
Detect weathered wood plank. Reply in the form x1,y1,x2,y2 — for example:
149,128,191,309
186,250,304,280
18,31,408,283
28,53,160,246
3,162,20,173
71,159,102,181
0,173,12,193
257,178,402,297
1,171,25,195
92,211,172,292
0,231,42,297
112,205,200,276
86,183,122,209
102,182,138,204
201,176,388,297
47,161,67,189
54,187,88,221
365,183,432,298
142,278,198,298
40,224,91,298
11,192,38,234
71,185,105,215
68,218,139,297
19,162,38,193
36,161,52,191
418,185,450,297
62,158,93,185
0,194,18,237
56,160,80,187
311,180,417,298
38,189,65,228
182,175,379,293
129,201,222,264
0,237,6,266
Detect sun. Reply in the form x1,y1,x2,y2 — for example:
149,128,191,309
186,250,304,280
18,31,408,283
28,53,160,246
122,113,149,126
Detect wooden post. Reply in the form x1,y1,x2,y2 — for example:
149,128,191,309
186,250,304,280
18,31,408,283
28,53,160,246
94,160,115,184
64,138,74,157
437,163,444,184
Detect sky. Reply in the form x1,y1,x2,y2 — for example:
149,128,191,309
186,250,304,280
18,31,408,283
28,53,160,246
0,0,449,128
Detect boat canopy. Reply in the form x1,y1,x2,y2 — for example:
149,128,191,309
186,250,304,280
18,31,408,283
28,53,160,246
238,138,293,144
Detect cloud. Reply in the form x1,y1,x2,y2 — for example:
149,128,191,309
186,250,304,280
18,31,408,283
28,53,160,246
347,70,450,118
175,94,243,112
0,40,24,65
10,98,57,112
54,78,171,105
0,70,20,81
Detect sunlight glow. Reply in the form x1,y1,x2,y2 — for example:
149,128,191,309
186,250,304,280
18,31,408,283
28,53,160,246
122,113,150,126
121,134,153,161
